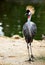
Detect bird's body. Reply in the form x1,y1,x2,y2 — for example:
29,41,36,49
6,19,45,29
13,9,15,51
23,18,37,43
22,7,37,61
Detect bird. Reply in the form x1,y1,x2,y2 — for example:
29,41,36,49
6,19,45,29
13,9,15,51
23,5,37,61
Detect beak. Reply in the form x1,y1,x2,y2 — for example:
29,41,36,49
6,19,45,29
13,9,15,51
25,13,28,15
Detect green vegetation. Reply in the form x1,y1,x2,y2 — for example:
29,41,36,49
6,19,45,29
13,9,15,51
0,1,45,40
37,56,45,61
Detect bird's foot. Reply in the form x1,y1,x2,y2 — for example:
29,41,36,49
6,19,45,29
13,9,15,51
31,55,35,62
31,55,34,59
28,58,34,62
28,58,31,61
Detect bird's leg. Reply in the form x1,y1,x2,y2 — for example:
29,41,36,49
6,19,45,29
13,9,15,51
30,43,34,60
27,43,31,61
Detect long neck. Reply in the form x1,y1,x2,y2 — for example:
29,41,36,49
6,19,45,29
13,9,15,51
27,15,32,22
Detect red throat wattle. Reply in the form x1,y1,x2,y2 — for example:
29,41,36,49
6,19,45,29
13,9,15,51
28,15,30,18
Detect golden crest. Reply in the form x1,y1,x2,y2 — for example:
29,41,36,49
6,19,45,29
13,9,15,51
26,5,35,15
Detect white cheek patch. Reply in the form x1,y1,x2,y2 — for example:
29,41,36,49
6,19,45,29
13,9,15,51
29,12,31,15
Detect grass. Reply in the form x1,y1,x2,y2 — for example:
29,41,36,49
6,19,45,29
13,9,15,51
36,56,45,61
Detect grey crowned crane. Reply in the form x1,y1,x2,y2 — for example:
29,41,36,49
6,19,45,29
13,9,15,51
23,6,37,61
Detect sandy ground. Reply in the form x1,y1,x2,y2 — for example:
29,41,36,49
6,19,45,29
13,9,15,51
0,36,45,65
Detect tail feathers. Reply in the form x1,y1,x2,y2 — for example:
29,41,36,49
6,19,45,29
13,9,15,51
25,35,33,43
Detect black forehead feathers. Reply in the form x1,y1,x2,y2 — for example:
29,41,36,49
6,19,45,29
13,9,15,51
26,10,30,13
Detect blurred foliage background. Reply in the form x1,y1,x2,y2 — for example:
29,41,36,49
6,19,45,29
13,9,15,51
0,0,45,40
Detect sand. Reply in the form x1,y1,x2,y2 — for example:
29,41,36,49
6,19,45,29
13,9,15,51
0,36,45,65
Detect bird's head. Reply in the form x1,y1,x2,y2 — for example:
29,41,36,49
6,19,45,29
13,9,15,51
25,5,35,16
25,10,31,16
